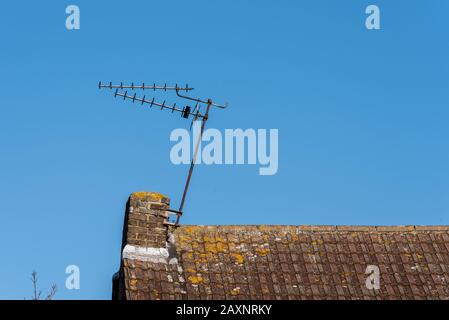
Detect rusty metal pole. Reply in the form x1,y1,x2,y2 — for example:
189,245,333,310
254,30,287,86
176,99,212,225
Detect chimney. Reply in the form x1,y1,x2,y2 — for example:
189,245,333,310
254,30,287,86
113,191,176,299
124,192,170,248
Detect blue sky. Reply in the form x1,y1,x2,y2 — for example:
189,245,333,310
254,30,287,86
0,1,448,299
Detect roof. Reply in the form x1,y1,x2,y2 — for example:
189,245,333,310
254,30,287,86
117,225,449,300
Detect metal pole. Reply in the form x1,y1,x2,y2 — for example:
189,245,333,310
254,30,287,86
176,99,212,225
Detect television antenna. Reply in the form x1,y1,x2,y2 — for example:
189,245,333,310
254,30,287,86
98,81,227,226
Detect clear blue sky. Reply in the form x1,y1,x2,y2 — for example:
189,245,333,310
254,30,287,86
0,1,448,300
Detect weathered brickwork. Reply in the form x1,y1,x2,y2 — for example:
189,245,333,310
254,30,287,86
126,192,170,248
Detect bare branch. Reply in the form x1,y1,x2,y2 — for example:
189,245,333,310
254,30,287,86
46,285,57,300
31,271,38,300
28,271,57,300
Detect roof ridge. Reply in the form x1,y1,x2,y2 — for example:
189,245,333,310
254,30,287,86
177,225,449,232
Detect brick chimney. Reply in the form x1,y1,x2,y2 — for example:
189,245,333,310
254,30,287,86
124,192,170,248
113,191,174,299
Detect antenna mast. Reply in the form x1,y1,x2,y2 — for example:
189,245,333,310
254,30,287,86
98,81,227,226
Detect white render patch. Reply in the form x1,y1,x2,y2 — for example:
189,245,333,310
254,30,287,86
123,232,179,264
123,244,170,264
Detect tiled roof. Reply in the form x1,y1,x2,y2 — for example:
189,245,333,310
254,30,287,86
117,224,449,300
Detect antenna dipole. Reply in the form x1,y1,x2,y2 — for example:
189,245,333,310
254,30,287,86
98,81,194,92
112,89,206,119
98,81,227,226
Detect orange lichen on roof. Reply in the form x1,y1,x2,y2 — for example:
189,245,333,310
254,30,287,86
196,253,209,264
188,275,204,284
255,247,270,256
204,239,227,254
230,287,240,295
232,253,245,264
129,279,138,290
182,226,203,235
152,289,160,300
